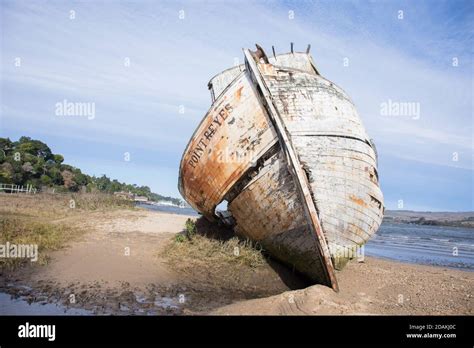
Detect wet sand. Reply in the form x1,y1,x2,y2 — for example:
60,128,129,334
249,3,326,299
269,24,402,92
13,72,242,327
1,207,473,315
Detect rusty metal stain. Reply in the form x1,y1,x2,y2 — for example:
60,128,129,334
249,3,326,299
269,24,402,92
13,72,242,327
349,194,368,208
234,86,244,101
179,71,278,218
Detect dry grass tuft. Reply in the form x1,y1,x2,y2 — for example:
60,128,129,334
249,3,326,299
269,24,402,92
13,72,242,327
0,216,79,269
0,192,134,218
0,192,132,270
161,218,266,274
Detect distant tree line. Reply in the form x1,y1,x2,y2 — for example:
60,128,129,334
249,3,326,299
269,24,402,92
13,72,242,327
0,136,182,205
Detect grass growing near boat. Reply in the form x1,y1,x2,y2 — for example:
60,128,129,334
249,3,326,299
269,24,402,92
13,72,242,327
163,218,266,273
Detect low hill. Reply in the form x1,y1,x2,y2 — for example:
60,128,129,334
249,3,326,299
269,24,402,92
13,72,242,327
0,136,182,205
384,210,474,228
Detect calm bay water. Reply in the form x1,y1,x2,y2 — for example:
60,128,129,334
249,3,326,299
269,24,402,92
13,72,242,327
137,203,199,216
365,223,474,270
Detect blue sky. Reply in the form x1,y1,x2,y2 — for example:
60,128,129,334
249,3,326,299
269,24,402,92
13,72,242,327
1,0,472,211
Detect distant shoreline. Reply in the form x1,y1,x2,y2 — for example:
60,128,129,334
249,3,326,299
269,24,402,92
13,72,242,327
384,210,474,228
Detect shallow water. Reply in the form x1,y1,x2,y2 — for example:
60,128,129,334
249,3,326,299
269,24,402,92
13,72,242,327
365,223,474,270
137,203,199,216
0,293,92,315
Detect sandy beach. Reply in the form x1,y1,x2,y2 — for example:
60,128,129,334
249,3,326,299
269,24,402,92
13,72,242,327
0,194,472,315
212,256,473,315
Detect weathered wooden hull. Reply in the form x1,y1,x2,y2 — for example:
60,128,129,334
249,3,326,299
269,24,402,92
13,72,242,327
179,47,384,289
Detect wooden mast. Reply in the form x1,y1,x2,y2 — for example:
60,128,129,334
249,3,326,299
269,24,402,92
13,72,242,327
244,48,339,292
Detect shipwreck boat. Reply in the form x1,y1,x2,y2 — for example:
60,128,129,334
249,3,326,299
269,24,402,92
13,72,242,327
178,44,384,291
